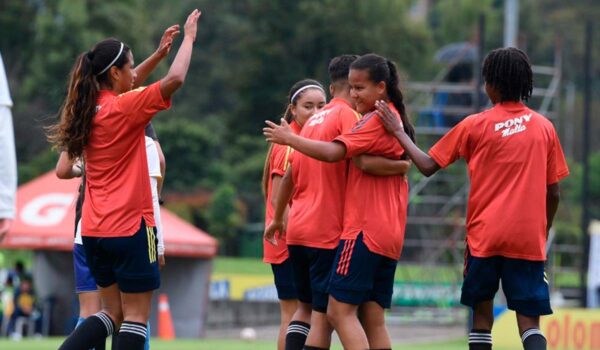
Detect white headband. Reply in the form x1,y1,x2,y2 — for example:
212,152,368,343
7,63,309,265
291,84,324,103
96,42,124,76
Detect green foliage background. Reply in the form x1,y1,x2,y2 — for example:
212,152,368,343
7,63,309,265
2,0,599,252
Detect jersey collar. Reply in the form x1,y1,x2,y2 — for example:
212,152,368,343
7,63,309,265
330,97,353,109
98,89,118,103
290,120,302,134
495,101,526,112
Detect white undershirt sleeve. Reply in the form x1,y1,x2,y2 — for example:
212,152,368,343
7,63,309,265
150,177,164,255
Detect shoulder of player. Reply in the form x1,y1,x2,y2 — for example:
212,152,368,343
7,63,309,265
464,108,493,123
334,103,361,121
117,85,149,98
529,109,553,125
450,108,497,132
350,110,381,132
270,143,287,157
272,143,296,163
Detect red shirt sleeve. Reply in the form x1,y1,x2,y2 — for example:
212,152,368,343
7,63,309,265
270,144,291,178
429,118,471,168
547,127,570,185
116,81,172,126
334,113,385,158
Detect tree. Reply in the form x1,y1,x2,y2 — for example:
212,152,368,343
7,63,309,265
204,183,244,255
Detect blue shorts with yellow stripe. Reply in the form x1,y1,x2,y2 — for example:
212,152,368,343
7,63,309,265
82,219,160,293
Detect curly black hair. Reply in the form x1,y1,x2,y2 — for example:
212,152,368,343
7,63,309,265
482,47,533,102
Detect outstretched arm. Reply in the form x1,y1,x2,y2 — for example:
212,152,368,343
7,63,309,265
159,9,201,100
263,119,346,162
133,25,180,88
375,100,440,177
353,155,411,176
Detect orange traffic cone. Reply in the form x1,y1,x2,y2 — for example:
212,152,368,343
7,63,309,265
158,293,176,340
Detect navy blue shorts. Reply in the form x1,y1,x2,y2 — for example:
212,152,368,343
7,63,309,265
73,243,98,293
462,247,552,317
329,233,397,309
271,258,297,300
82,219,160,293
288,245,337,313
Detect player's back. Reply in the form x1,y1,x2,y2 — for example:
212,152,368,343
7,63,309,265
439,101,568,260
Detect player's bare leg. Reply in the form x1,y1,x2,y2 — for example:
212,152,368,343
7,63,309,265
327,296,368,350
359,301,391,349
469,299,493,350
277,299,298,350
305,311,334,349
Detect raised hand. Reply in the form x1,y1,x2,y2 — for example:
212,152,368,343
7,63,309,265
375,100,404,134
264,219,285,246
155,25,181,58
263,119,294,145
184,9,202,42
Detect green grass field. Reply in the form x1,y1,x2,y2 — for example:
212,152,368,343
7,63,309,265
214,256,580,287
215,257,463,283
0,338,519,350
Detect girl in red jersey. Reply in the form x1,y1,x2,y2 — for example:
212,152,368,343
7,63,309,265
264,53,415,350
262,79,326,350
49,9,201,350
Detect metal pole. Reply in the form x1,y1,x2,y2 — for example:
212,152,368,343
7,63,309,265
504,0,519,47
474,14,485,113
565,82,576,158
580,20,592,307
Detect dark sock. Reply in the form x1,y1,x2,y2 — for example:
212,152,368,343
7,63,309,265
285,321,310,350
304,346,329,350
469,329,492,350
76,316,107,350
58,312,114,350
522,328,546,350
116,321,147,350
111,331,118,350
95,337,107,350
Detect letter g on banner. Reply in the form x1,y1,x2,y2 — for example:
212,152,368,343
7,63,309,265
20,193,75,226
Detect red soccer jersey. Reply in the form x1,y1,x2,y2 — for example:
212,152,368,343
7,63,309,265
82,82,171,237
286,98,361,249
333,103,409,260
429,102,569,261
263,121,301,263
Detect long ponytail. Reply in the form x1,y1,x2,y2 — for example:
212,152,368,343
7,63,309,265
261,79,324,198
47,38,130,160
47,52,98,159
385,60,415,142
